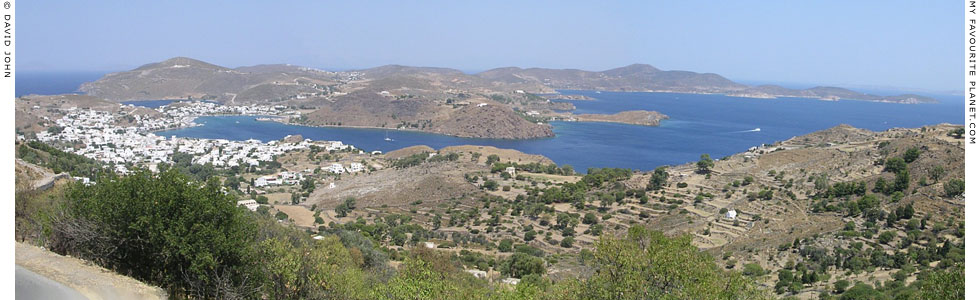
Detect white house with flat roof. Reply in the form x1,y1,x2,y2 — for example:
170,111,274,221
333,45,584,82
347,162,364,173
237,200,259,211
326,163,345,174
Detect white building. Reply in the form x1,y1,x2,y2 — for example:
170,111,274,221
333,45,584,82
237,200,260,211
326,163,345,174
725,209,737,220
347,162,364,173
466,269,488,279
72,176,91,185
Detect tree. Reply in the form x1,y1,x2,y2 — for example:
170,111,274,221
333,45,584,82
582,213,598,225
647,166,669,190
878,231,896,244
903,147,921,163
335,197,356,217
696,154,714,174
920,264,965,300
56,169,260,295
742,263,765,277
948,127,965,138
945,179,965,198
884,157,907,173
224,176,241,190
500,252,545,278
524,230,537,241
485,154,500,166
561,164,575,176
482,180,499,191
929,165,946,182
893,169,910,191
833,280,850,294
561,237,575,248
498,239,513,252
581,226,766,299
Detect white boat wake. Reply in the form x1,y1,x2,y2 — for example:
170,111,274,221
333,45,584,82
732,128,761,133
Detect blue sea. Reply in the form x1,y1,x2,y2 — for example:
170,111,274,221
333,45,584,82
19,72,964,172
16,71,107,97
157,91,961,172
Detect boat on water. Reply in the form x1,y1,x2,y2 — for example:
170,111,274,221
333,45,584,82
384,131,393,141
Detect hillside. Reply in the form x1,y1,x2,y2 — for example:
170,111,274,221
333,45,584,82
289,123,963,298
79,57,357,105
14,121,965,298
477,65,937,103
80,57,559,139
74,57,936,138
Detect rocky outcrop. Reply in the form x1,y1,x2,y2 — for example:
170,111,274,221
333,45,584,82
430,105,554,139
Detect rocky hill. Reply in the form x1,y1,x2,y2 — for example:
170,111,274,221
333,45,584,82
79,57,352,104
80,57,937,106
478,65,937,104
74,57,936,140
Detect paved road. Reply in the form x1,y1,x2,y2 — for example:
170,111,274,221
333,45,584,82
15,265,87,300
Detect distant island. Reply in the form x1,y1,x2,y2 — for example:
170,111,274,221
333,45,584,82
478,64,937,104
72,57,937,139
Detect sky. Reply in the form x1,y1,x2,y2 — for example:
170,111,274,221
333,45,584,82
19,1,961,92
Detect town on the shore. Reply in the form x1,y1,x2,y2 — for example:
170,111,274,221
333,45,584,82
26,101,365,183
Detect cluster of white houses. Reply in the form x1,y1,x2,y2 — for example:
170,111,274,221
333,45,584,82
33,103,353,175
324,162,364,174
157,101,291,119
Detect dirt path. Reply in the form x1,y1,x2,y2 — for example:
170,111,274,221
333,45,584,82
15,242,167,300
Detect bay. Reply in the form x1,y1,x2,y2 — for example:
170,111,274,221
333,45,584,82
158,90,963,172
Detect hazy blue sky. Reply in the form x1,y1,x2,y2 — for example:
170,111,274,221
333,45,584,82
20,1,960,92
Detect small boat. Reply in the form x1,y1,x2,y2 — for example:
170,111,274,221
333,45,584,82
750,128,761,132
384,131,393,141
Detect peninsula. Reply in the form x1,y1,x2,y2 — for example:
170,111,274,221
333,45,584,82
573,110,669,126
